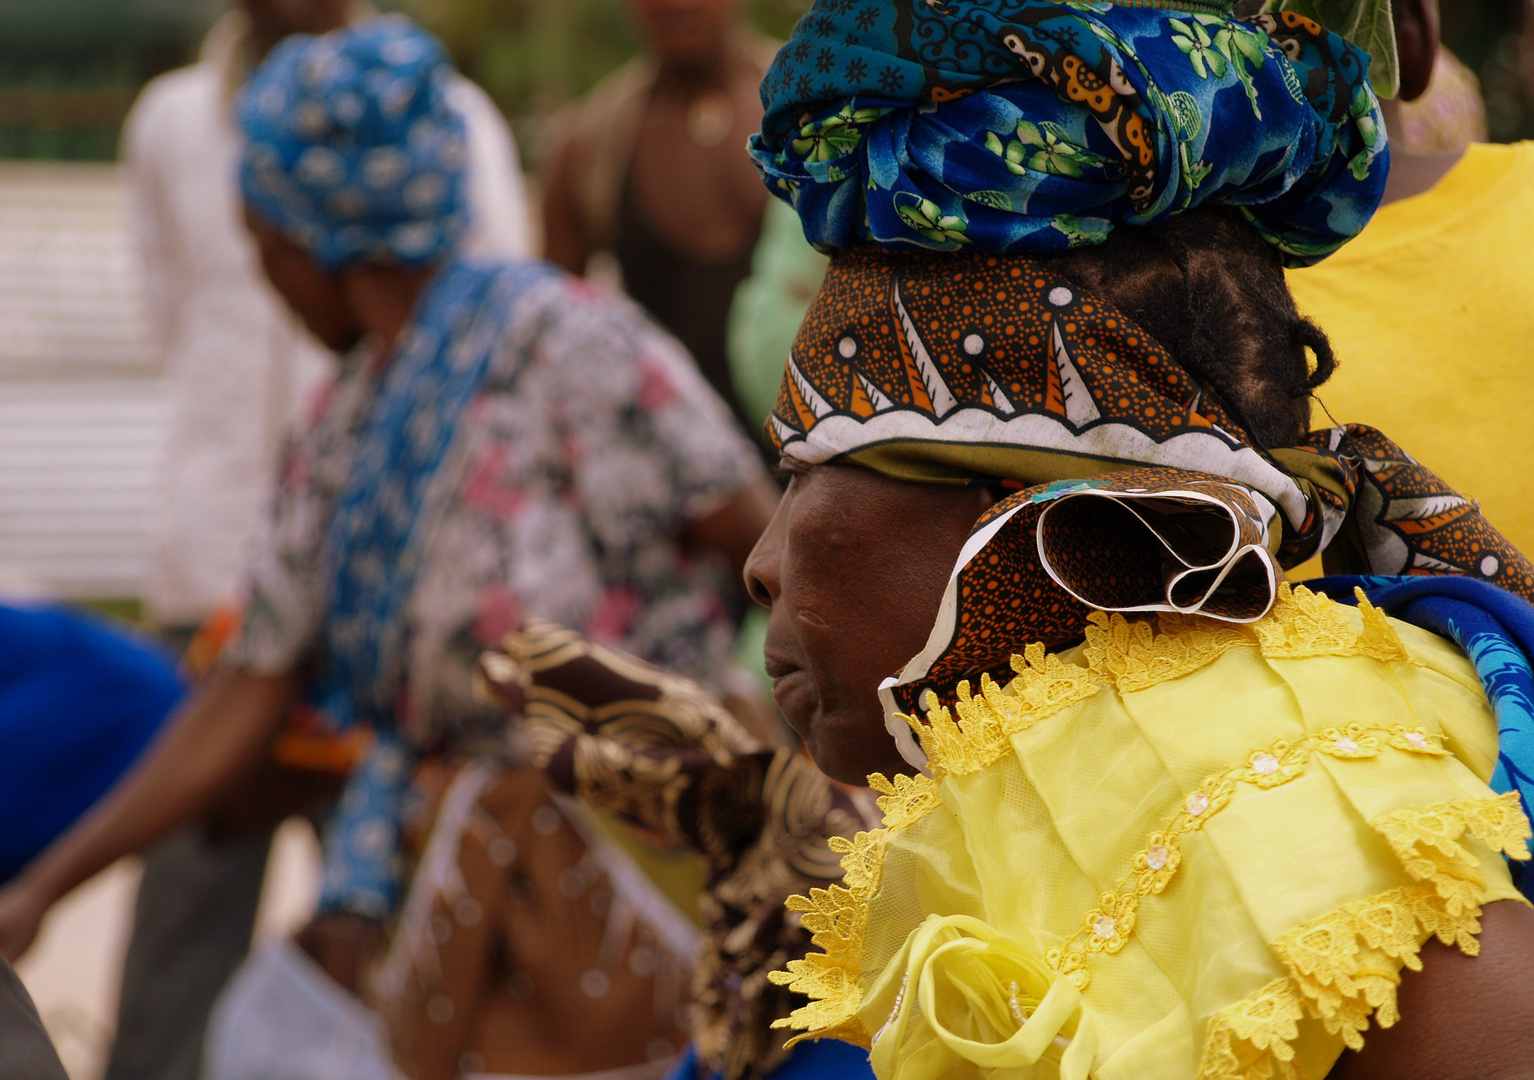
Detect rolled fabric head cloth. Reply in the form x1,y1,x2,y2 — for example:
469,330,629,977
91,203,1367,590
768,248,1534,761
748,0,1388,265
238,15,467,270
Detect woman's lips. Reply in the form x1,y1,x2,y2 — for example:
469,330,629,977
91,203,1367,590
769,668,806,693
763,655,800,681
765,659,813,725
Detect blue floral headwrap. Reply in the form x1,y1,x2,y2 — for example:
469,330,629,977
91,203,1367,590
238,15,467,270
748,1,1388,265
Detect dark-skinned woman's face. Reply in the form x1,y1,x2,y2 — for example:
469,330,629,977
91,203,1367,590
744,463,994,786
243,210,361,352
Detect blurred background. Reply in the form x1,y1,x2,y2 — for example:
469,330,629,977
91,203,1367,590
0,0,1529,1075
0,0,814,607
4,0,1531,604
2,5,825,1076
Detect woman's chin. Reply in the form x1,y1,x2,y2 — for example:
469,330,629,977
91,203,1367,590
771,668,817,733
807,710,910,787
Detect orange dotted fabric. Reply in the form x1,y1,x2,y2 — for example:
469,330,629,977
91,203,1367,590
881,466,1280,717
770,247,1534,703
773,247,1235,448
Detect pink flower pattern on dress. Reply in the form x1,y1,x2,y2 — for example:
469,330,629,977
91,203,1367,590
231,270,764,749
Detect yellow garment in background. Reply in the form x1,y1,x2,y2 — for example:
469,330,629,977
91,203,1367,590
1287,142,1534,556
772,588,1530,1080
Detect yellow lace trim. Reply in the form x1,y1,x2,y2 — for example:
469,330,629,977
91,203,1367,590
1374,792,1532,895
1200,978,1306,1080
908,587,1410,783
767,772,941,1048
1059,583,1412,693
914,642,1101,778
1077,585,1406,693
1254,585,1414,664
1198,793,1531,1078
1084,609,1256,692
1047,722,1460,990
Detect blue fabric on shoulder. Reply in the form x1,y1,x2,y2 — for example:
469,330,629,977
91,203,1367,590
317,729,411,918
313,256,557,917
663,1037,874,1080
321,257,556,731
1309,574,1534,899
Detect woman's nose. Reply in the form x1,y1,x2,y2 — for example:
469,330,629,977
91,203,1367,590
743,523,782,608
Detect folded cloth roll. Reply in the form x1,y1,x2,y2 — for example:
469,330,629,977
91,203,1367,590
760,247,1534,748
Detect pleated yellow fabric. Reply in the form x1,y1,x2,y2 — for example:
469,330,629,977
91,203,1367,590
771,586,1531,1080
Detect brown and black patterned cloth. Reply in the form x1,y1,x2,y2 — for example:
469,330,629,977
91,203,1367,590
475,620,874,1080
768,247,1534,746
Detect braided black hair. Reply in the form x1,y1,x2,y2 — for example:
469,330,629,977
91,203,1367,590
1038,207,1336,450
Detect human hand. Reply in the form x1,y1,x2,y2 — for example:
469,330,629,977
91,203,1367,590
0,877,51,962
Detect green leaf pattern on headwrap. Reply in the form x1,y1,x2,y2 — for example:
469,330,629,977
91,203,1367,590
984,121,1109,179
750,0,1388,263
791,104,891,164
895,196,973,247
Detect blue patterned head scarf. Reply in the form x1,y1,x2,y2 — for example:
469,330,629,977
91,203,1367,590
238,15,467,270
747,1,1388,265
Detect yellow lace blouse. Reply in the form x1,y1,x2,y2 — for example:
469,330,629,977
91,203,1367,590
771,586,1532,1080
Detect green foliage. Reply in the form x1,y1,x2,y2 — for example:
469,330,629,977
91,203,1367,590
0,0,221,160
746,0,815,40
1270,0,1398,97
401,0,812,166
77,597,145,626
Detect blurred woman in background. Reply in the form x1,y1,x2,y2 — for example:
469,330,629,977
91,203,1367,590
0,16,776,1078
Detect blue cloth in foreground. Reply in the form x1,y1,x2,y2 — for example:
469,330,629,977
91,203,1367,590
1312,574,1534,898
664,1035,874,1080
313,257,555,916
0,603,183,882
749,0,1386,264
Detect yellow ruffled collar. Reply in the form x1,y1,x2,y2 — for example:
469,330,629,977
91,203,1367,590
772,586,1532,1080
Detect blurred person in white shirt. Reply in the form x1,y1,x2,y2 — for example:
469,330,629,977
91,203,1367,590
126,0,529,638
108,4,530,1079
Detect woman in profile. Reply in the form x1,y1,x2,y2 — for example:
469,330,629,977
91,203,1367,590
732,0,1534,1077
